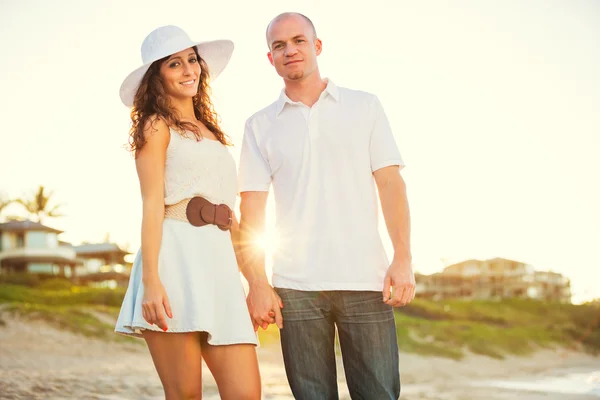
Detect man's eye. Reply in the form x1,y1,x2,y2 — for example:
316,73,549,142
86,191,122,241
296,39,304,43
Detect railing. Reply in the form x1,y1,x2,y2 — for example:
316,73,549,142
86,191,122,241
0,246,77,262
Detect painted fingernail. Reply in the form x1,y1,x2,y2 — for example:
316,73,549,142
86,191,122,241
163,327,168,332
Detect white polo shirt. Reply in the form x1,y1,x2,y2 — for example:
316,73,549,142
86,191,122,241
238,80,404,291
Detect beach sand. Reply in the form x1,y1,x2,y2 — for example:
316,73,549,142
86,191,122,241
0,313,598,399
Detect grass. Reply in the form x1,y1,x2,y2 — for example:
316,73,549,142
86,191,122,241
1,282,599,359
0,281,132,343
395,298,600,359
258,323,282,346
0,283,127,307
2,302,132,342
0,282,279,345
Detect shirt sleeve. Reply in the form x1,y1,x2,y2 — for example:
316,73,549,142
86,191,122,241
238,118,272,193
369,95,405,172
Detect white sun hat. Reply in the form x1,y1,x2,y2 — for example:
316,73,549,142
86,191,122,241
119,25,234,107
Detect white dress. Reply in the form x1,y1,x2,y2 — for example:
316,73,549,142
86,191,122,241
115,128,258,346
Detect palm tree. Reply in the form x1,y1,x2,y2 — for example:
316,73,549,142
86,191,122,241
16,185,65,223
0,195,12,220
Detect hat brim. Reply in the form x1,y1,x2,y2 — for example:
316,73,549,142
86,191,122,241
119,39,234,107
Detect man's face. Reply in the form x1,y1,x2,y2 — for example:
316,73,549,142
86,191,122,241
266,15,322,81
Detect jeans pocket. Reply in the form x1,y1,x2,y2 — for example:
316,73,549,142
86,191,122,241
336,291,394,324
275,289,325,322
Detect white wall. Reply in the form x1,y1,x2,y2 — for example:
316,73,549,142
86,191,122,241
28,263,54,274
0,232,18,251
84,258,103,273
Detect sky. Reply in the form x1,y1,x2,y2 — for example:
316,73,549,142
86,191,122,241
0,0,598,303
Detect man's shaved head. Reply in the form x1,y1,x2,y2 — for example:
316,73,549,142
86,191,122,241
266,12,317,47
265,12,323,81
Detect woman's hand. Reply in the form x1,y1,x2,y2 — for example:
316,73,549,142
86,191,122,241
142,280,173,331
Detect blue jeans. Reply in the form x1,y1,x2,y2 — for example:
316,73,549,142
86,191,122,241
275,289,400,400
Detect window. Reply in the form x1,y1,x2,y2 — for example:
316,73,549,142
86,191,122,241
47,233,58,248
86,259,103,273
27,232,48,248
28,263,54,274
16,233,25,248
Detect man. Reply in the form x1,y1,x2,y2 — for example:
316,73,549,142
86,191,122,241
238,12,415,399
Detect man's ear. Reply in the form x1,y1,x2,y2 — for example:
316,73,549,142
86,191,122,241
315,38,323,56
267,52,275,66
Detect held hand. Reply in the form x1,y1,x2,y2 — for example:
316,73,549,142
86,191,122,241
246,279,284,331
142,280,173,331
383,257,416,307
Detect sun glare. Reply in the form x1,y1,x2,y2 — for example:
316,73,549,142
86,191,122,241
255,231,279,254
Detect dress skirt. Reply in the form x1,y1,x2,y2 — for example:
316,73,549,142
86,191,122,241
115,218,258,346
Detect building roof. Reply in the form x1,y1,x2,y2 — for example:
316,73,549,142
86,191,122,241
0,254,82,266
535,270,564,277
0,220,63,234
77,271,131,282
73,242,130,256
487,257,526,265
444,257,527,270
446,259,482,266
442,259,482,271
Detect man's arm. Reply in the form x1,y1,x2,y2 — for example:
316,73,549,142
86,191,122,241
229,213,244,270
239,191,284,330
374,166,415,307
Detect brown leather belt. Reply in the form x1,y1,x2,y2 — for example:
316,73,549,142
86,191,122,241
164,197,232,231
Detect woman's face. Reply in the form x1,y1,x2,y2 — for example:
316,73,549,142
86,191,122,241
159,47,201,101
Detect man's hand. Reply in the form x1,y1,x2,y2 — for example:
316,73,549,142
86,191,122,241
383,257,416,307
246,279,284,331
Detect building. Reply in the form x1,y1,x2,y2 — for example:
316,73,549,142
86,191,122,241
73,242,132,288
532,271,572,303
0,220,81,278
416,257,571,303
0,219,132,288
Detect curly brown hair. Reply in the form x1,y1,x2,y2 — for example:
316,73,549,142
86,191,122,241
127,47,231,155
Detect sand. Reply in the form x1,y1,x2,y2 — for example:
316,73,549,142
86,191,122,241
0,313,598,399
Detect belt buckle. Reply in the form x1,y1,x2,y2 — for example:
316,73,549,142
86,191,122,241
213,203,232,231
185,197,232,231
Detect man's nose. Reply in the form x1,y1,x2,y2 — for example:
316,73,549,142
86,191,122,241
284,45,298,57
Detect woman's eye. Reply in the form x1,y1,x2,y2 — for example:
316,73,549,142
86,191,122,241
189,58,197,63
169,62,180,68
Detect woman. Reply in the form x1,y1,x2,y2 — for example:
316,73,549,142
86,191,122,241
115,25,260,399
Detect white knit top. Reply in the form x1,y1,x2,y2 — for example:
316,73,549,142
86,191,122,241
163,128,237,209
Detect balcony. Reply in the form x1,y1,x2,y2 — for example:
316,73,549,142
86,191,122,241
0,246,78,264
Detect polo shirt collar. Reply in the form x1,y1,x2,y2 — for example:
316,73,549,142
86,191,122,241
275,78,339,116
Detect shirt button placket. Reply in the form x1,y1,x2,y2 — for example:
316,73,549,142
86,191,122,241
308,103,319,140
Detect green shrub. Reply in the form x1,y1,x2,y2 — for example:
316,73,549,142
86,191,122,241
0,284,126,306
37,278,73,291
0,273,40,287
